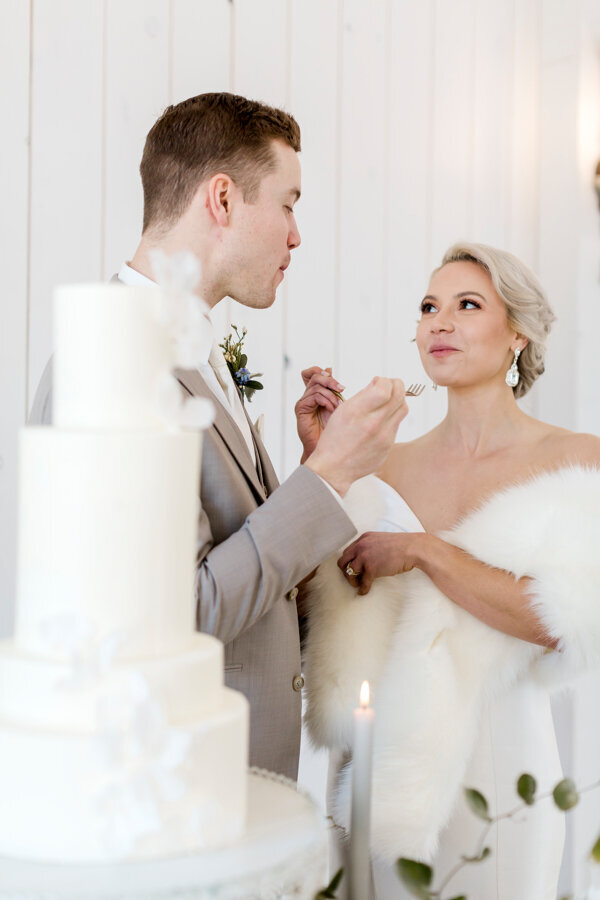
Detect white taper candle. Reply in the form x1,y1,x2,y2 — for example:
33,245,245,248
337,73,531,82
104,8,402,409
349,680,374,900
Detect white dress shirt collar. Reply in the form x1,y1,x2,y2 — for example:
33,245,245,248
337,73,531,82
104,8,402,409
117,261,157,288
117,261,256,463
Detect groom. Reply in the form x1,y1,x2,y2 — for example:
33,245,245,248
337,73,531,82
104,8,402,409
29,92,408,779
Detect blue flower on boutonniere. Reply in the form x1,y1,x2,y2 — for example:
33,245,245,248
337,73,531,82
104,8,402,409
219,325,264,404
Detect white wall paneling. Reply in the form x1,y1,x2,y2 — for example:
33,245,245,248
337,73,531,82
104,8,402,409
103,0,170,278
172,1,234,346
170,0,233,103
337,0,387,399
283,0,340,477
0,0,31,636
471,0,513,248
230,0,291,471
429,0,476,264
536,1,581,430
28,0,104,395
385,0,434,441
509,0,540,265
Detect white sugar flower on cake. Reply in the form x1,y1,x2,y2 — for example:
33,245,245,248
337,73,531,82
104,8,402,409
150,250,215,431
150,249,212,369
40,613,125,690
155,371,214,431
94,670,193,856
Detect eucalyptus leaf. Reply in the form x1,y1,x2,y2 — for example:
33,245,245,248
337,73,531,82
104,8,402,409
448,895,467,900
591,833,600,863
517,773,537,805
396,858,433,898
553,778,579,811
240,353,248,368
461,846,491,863
464,788,492,821
245,380,264,390
314,866,344,898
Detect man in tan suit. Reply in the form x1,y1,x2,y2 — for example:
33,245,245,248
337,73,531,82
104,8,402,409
30,93,407,779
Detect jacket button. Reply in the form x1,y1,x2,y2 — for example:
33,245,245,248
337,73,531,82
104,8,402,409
292,674,305,692
288,586,299,603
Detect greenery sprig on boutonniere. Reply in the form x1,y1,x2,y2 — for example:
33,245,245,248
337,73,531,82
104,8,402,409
219,325,264,404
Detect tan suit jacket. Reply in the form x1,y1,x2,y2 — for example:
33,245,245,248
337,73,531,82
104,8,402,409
29,351,355,779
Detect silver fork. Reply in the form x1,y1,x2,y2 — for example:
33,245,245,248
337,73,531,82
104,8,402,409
406,383,426,397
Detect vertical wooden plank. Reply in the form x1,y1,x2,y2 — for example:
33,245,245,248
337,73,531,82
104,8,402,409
536,19,580,430
575,0,600,436
337,0,387,399
424,0,477,429
171,0,232,102
229,0,290,473
0,0,30,636
103,0,170,278
28,0,104,395
429,0,476,264
571,2,600,893
233,0,288,109
386,0,436,441
471,0,514,247
282,0,340,477
508,0,540,265
171,0,233,343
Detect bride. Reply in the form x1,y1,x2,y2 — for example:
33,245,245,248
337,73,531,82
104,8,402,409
299,242,600,899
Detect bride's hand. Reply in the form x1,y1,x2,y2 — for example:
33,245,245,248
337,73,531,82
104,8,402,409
338,531,421,595
295,366,345,462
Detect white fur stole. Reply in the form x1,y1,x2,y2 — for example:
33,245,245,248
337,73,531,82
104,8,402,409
303,467,600,863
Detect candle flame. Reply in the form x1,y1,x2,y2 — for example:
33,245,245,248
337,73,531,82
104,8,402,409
360,680,370,708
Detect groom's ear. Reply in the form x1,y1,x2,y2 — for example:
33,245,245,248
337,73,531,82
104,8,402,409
206,173,235,227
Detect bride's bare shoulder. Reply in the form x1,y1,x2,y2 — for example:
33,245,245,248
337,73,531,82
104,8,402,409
538,423,600,468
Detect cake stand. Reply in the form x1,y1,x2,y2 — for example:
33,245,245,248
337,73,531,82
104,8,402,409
0,770,329,900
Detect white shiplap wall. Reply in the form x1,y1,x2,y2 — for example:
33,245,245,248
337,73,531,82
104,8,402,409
1,0,599,889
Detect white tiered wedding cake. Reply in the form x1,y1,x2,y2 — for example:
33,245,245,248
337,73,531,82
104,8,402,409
0,282,249,863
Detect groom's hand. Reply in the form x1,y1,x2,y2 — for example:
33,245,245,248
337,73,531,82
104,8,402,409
305,376,408,496
295,366,345,462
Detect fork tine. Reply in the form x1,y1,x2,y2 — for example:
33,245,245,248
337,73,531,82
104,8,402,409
406,383,425,397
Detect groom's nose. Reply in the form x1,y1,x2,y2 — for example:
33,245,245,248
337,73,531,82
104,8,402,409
288,215,301,250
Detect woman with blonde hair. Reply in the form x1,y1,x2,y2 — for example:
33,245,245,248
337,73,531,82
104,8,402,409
302,242,600,899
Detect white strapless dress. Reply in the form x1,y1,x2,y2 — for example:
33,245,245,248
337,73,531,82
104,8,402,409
332,478,565,900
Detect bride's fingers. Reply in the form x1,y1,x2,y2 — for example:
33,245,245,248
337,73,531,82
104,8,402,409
337,547,356,571
358,571,374,595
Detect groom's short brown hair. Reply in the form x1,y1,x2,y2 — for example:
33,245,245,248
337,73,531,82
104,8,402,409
140,92,301,233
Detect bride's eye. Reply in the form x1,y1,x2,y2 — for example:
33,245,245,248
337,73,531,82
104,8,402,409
420,301,436,314
460,298,481,310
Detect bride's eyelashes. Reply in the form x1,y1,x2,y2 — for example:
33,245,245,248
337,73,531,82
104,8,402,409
419,298,482,315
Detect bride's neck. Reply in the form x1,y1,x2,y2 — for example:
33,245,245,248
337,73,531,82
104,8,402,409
440,383,527,457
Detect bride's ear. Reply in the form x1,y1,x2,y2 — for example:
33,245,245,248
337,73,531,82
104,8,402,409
513,334,529,353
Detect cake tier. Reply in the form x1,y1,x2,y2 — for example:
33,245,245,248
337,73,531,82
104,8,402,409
0,632,222,730
0,772,328,900
0,687,248,862
16,428,201,658
53,284,171,430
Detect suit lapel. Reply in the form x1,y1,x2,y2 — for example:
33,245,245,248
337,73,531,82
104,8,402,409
174,367,266,500
241,403,279,495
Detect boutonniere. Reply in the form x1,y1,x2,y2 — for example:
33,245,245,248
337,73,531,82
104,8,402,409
219,325,264,404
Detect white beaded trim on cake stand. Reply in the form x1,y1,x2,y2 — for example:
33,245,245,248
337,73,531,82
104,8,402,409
0,770,329,900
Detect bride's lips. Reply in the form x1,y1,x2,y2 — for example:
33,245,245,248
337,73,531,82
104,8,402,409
429,344,459,357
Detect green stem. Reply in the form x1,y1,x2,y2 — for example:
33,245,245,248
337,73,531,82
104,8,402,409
436,777,600,899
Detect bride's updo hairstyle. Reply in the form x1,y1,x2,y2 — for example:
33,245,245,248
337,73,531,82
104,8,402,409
440,242,555,398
